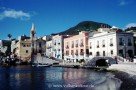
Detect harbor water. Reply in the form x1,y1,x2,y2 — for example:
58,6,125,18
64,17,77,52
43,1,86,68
0,65,122,90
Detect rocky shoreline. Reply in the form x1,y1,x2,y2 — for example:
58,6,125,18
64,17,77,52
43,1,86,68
110,70,136,90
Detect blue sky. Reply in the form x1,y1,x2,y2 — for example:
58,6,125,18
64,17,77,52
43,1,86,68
0,0,136,39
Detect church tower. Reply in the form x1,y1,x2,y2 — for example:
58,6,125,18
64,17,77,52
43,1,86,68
30,23,36,39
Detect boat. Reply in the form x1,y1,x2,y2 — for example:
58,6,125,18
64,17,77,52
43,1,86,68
32,63,52,67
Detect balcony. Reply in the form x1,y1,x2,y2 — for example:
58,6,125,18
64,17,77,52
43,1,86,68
80,52,84,55
66,46,69,49
75,53,78,56
47,46,52,49
75,44,78,47
80,43,84,47
71,45,74,48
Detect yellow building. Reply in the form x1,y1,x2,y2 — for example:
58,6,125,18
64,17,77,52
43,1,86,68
14,23,36,62
15,35,32,62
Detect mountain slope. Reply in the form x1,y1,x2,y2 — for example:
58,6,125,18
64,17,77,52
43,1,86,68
58,21,111,35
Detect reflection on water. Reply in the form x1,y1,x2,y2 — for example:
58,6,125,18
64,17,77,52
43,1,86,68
0,66,121,90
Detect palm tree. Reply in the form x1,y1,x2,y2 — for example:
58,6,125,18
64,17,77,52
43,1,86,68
7,34,12,40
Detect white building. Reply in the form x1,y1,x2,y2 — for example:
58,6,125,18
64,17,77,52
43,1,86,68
88,28,134,59
52,35,63,59
15,35,32,62
0,40,8,53
52,35,68,59
46,40,53,57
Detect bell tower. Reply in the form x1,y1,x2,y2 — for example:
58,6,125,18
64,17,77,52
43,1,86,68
30,23,36,39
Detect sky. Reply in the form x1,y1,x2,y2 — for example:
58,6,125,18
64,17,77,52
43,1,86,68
0,0,136,39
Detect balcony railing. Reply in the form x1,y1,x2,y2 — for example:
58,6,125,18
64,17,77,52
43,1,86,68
75,44,78,47
71,45,74,48
47,46,52,49
80,43,84,47
75,53,78,56
80,52,84,55
66,46,69,49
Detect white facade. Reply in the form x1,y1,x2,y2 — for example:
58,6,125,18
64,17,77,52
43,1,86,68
11,40,18,54
52,35,63,59
46,40,53,57
89,28,134,58
0,40,7,53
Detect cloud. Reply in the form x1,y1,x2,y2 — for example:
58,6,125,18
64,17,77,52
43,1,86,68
0,8,32,20
125,23,136,28
118,0,128,6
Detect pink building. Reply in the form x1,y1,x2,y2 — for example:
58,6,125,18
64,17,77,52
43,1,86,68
64,31,89,63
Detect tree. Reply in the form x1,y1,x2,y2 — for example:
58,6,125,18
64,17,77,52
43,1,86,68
7,34,12,40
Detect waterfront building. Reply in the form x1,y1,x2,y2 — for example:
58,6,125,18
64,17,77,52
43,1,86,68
11,40,18,54
0,40,8,53
88,27,134,59
13,23,37,62
63,31,89,63
0,40,11,56
46,40,53,57
126,28,136,56
35,38,46,55
52,35,68,60
15,35,32,62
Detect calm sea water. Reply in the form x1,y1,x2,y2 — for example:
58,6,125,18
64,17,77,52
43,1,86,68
0,66,121,90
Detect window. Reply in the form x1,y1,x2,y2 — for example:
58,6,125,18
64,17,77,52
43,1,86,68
75,40,78,47
80,49,84,55
90,42,92,49
128,38,132,46
80,39,84,47
111,50,113,55
75,50,78,56
26,50,28,53
23,45,26,47
96,52,100,56
89,52,92,55
86,49,89,55
66,51,69,55
103,51,105,56
58,42,60,45
66,42,69,49
27,44,30,47
71,50,74,55
39,42,42,47
97,41,99,48
71,41,74,48
119,38,123,45
102,40,105,47
110,38,113,46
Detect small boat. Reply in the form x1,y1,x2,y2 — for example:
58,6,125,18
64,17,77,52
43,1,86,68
32,63,51,67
